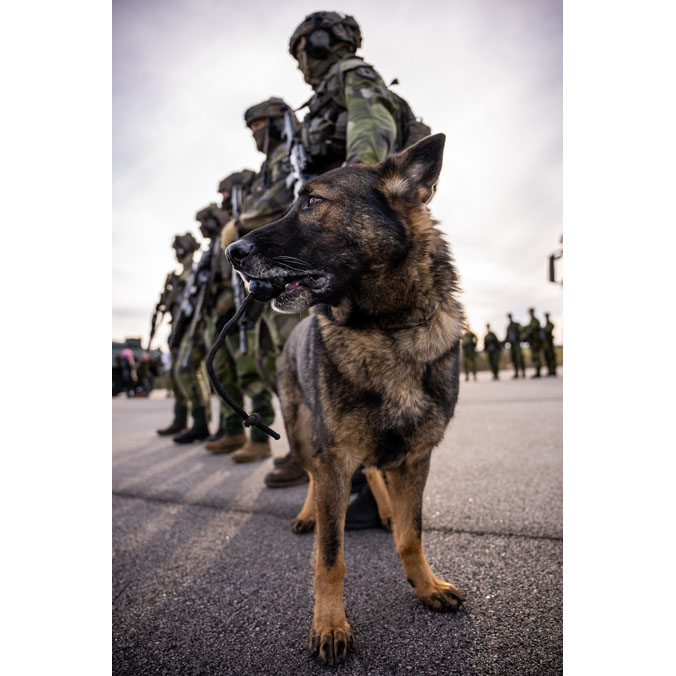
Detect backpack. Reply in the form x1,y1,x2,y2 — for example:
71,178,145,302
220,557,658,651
389,90,432,151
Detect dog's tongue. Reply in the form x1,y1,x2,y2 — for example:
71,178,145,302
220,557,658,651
248,277,286,302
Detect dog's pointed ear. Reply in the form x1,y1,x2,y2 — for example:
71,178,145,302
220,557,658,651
378,134,445,204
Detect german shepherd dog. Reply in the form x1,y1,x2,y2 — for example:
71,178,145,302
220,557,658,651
227,134,465,665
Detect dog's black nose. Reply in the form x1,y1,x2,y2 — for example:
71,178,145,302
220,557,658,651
226,239,254,267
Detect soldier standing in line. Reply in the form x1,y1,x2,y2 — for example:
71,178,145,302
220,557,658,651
504,312,526,379
543,312,558,376
220,98,309,471
462,328,478,382
484,323,501,381
156,233,200,436
202,172,261,455
262,11,429,527
172,229,215,443
522,307,544,379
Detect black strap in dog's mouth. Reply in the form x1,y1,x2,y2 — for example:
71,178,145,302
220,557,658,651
206,293,281,440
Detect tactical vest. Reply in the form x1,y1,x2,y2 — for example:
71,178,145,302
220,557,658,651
301,56,430,172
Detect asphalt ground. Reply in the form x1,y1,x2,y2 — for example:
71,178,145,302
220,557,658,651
113,368,562,675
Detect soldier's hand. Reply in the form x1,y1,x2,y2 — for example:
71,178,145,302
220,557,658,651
221,219,237,249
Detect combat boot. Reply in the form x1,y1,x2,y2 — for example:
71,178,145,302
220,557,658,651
173,406,210,444
273,451,293,467
264,456,309,488
206,418,227,442
157,404,188,436
231,438,272,463
205,433,246,455
345,484,382,530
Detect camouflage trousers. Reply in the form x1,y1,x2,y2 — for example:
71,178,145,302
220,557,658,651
174,330,211,422
543,342,557,375
222,327,274,443
528,342,543,372
168,348,188,407
256,306,308,391
509,344,526,376
462,351,477,379
487,350,501,377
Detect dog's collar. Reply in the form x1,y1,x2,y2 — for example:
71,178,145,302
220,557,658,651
380,304,439,331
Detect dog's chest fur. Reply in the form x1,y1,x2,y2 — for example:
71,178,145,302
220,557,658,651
296,309,462,468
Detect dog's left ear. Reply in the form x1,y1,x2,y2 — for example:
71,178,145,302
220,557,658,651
378,133,445,204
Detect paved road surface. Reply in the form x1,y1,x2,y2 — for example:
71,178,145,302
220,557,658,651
113,369,562,675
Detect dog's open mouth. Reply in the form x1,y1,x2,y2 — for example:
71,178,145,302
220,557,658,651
244,273,325,302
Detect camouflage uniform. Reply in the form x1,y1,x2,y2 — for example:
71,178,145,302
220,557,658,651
522,311,544,378
484,327,502,379
300,55,398,170
157,233,199,435
239,134,307,390
461,330,478,381
543,315,557,376
504,318,526,379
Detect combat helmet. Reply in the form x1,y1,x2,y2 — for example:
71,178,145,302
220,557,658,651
244,97,297,150
289,11,362,58
172,232,199,260
217,169,256,195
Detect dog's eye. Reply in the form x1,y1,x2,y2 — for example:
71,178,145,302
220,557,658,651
303,195,323,209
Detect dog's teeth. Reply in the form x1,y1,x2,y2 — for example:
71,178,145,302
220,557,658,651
285,283,292,290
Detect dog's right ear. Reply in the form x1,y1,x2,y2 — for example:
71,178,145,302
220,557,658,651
378,134,445,204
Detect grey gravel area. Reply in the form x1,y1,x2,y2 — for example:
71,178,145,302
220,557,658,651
113,369,562,675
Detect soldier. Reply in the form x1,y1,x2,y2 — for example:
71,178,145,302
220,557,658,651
172,230,214,443
484,323,501,380
217,146,291,464
204,170,279,459
193,194,247,452
522,307,544,378
504,312,526,379
461,328,478,382
263,12,431,525
543,312,558,376
221,98,310,472
156,233,200,435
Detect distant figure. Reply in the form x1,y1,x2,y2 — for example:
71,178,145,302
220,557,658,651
504,313,526,379
522,308,543,378
543,312,557,376
483,324,501,380
120,348,138,397
461,329,478,382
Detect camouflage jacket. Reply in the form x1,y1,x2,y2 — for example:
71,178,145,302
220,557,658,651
484,331,501,353
543,320,555,345
462,331,478,353
522,317,543,347
302,55,398,172
239,143,294,233
164,265,192,320
505,321,522,346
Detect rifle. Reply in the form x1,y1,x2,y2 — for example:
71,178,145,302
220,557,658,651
282,106,310,199
180,236,221,366
147,272,172,350
168,259,200,351
231,184,249,355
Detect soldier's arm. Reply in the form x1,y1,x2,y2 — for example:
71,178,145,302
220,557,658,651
239,151,294,233
342,68,397,165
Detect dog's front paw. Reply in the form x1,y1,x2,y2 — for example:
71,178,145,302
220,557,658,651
381,516,393,531
292,517,315,534
418,578,465,612
308,621,355,665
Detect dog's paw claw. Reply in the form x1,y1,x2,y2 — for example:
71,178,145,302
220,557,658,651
292,518,315,534
420,581,464,612
308,624,355,665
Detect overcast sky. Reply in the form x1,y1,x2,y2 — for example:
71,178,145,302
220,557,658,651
113,0,562,348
